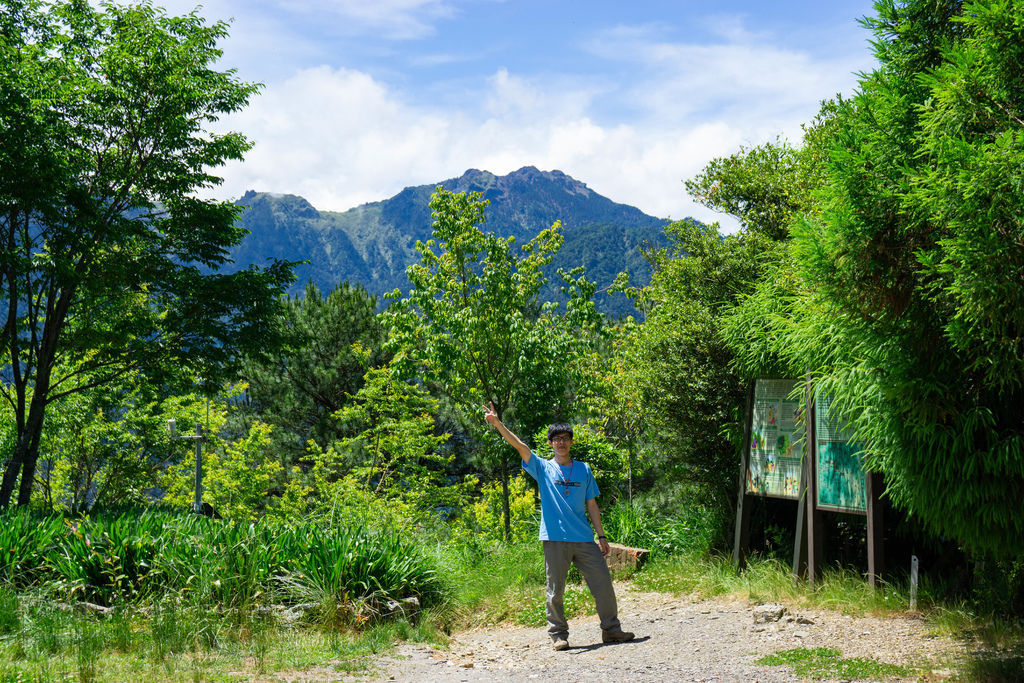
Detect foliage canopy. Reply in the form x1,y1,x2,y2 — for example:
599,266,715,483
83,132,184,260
0,0,293,506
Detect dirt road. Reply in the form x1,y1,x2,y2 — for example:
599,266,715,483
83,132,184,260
373,584,961,682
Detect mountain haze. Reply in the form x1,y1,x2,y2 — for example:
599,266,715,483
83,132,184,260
229,166,672,316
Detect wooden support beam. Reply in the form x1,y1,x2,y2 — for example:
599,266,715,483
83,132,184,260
733,383,755,570
805,380,823,586
866,471,885,588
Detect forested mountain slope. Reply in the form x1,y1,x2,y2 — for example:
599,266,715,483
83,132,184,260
229,166,677,316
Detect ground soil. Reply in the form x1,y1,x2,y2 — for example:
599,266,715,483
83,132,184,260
362,582,965,682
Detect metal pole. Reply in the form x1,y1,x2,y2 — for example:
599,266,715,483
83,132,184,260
194,425,203,514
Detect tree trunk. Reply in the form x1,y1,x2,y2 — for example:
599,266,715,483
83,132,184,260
0,446,23,507
10,393,48,507
501,460,511,543
17,441,39,506
627,440,634,504
1,335,57,508
0,409,43,507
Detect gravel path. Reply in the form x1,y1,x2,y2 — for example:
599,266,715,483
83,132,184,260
373,583,963,682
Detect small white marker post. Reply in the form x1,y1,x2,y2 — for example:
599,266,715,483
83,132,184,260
909,555,919,611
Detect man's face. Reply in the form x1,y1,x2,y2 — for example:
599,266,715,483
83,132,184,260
548,434,572,457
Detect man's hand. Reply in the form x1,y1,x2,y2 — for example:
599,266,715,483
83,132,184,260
483,403,531,464
483,402,501,427
598,538,610,556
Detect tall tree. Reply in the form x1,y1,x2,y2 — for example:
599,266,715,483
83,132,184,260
643,110,846,524
237,281,385,466
726,0,1024,558
386,188,602,540
0,0,293,507
630,221,774,518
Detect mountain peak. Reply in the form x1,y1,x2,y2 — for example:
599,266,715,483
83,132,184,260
503,166,592,197
239,190,320,220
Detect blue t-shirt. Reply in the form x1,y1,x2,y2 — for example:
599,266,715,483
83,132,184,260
522,452,600,542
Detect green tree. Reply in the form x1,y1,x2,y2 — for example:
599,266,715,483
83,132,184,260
630,221,774,520
237,281,385,465
637,112,842,527
332,352,464,512
0,0,293,506
584,320,648,502
685,139,806,242
161,400,283,520
385,188,602,540
33,368,183,512
726,0,1024,557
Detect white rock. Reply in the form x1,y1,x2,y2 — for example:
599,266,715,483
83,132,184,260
753,604,787,624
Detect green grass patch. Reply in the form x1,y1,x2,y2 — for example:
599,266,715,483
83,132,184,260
0,509,443,621
756,647,912,679
0,596,436,682
432,539,593,628
632,551,736,597
961,652,1024,682
602,499,720,556
634,552,918,616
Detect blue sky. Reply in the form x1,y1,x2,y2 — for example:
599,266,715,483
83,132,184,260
152,0,879,230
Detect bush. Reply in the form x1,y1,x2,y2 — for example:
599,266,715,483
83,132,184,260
455,474,538,544
601,496,722,556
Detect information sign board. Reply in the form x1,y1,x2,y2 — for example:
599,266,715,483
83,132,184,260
746,379,803,499
814,394,867,513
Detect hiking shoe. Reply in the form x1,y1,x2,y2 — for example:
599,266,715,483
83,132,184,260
602,629,635,643
552,636,569,651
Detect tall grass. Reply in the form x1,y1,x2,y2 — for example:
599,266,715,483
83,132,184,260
281,525,442,625
601,499,720,555
0,510,65,585
0,509,443,616
0,590,437,682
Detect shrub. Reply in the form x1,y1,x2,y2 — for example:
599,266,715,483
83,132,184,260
455,474,538,544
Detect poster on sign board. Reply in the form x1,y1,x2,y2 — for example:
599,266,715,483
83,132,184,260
814,393,867,513
746,379,804,499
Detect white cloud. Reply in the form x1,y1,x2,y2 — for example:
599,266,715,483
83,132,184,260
150,0,458,40
585,22,863,130
211,64,756,231
279,0,458,40
203,15,873,234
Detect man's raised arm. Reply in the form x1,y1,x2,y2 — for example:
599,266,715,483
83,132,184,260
483,402,532,465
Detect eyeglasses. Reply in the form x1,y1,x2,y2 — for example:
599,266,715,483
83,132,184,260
550,436,572,444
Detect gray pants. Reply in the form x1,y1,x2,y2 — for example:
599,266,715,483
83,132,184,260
543,541,621,638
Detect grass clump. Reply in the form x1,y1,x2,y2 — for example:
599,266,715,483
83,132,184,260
756,647,912,679
634,552,919,617
633,552,735,597
601,497,721,556
0,507,449,680
433,538,594,628
0,508,442,620
0,595,437,681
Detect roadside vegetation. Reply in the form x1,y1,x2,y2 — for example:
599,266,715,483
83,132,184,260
1,503,1022,681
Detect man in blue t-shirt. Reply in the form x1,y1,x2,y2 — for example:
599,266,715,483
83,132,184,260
484,402,635,651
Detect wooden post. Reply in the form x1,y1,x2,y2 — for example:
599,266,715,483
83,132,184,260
732,383,755,569
792,377,813,580
792,458,808,580
805,379,823,586
866,470,885,587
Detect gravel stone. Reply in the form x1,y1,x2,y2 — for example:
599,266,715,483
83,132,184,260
370,583,965,682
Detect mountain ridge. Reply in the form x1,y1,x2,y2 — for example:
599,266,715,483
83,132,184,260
229,166,675,316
